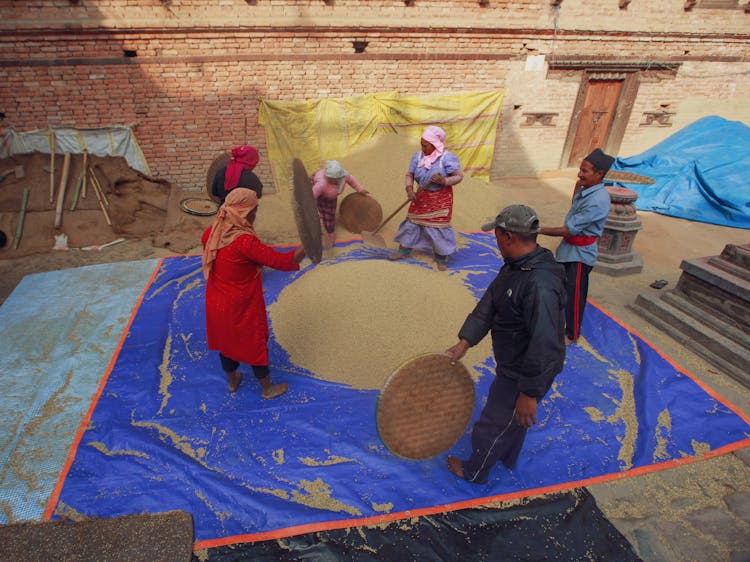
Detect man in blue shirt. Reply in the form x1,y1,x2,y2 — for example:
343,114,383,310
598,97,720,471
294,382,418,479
539,149,613,345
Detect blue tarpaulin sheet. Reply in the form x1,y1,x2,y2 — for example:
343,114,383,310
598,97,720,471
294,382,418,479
49,236,750,548
611,116,750,229
0,259,159,523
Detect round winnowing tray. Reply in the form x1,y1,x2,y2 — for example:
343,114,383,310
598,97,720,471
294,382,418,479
291,158,323,264
376,353,475,461
338,192,383,234
604,170,655,185
206,152,231,201
179,197,219,216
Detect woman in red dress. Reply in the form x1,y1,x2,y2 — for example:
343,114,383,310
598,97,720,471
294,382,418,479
201,188,306,398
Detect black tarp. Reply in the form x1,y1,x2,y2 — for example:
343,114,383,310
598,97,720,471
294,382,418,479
196,488,641,561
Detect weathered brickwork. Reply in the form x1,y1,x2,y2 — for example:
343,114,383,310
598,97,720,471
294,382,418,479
1,0,748,187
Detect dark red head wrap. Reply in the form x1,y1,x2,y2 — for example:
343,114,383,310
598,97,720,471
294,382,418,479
224,145,260,191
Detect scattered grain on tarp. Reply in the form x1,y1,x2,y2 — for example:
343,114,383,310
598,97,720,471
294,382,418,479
653,409,672,461
291,478,361,516
371,501,393,513
299,450,356,466
88,441,149,459
578,336,609,364
608,368,637,471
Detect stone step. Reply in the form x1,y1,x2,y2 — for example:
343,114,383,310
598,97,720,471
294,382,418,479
720,243,750,269
629,292,750,389
707,255,750,283
674,271,749,332
680,256,750,305
660,290,750,348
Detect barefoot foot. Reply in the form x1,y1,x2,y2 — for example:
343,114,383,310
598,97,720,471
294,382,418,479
227,371,243,393
447,455,465,479
261,382,289,399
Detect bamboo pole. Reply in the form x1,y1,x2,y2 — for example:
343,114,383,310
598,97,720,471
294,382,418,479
70,171,83,211
89,168,112,226
55,152,71,228
90,167,109,207
49,129,56,204
81,150,88,199
14,189,29,249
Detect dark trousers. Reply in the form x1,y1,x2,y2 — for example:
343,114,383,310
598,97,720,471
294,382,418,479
219,353,269,380
462,374,528,484
563,261,592,341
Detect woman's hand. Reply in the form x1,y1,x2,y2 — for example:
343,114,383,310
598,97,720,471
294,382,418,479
430,173,447,186
406,187,417,201
293,245,306,263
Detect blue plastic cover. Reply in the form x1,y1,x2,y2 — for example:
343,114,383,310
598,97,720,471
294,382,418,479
51,237,750,545
0,259,159,524
611,116,750,229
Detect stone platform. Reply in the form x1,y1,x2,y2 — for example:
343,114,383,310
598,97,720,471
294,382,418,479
629,243,750,389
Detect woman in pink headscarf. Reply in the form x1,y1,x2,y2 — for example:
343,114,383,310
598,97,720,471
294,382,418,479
202,188,306,398
388,125,464,271
210,145,264,203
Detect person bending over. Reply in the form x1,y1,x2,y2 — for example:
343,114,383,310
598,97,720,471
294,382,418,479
311,160,368,246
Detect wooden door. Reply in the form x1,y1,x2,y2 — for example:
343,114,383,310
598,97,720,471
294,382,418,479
567,79,623,167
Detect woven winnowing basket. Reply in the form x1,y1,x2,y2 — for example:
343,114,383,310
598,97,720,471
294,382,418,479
291,158,322,264
338,192,383,234
604,170,655,185
376,353,475,460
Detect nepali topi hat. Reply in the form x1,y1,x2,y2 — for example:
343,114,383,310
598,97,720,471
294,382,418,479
584,148,615,173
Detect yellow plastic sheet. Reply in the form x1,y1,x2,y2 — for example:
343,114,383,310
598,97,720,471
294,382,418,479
259,90,504,191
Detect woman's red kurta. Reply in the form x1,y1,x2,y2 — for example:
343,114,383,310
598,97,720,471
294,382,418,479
202,227,300,366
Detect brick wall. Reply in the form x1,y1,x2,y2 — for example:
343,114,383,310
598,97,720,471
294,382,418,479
1,0,748,187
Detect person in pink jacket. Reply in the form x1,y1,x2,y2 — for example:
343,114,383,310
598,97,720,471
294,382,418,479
311,160,368,245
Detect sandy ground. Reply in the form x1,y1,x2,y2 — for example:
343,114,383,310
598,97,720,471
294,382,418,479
0,151,212,304
1,140,749,559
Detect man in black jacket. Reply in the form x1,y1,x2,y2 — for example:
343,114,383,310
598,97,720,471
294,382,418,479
446,204,566,484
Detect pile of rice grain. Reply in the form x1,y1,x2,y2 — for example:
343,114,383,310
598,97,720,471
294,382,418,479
269,259,494,390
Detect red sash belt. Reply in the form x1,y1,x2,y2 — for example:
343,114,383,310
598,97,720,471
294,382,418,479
406,187,453,228
563,235,598,246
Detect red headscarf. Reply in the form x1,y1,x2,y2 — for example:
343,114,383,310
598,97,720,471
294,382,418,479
224,145,260,191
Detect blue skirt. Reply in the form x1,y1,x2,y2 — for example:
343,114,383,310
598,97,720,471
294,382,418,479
393,220,457,256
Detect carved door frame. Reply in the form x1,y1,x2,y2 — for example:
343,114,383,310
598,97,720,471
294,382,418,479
559,70,639,168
